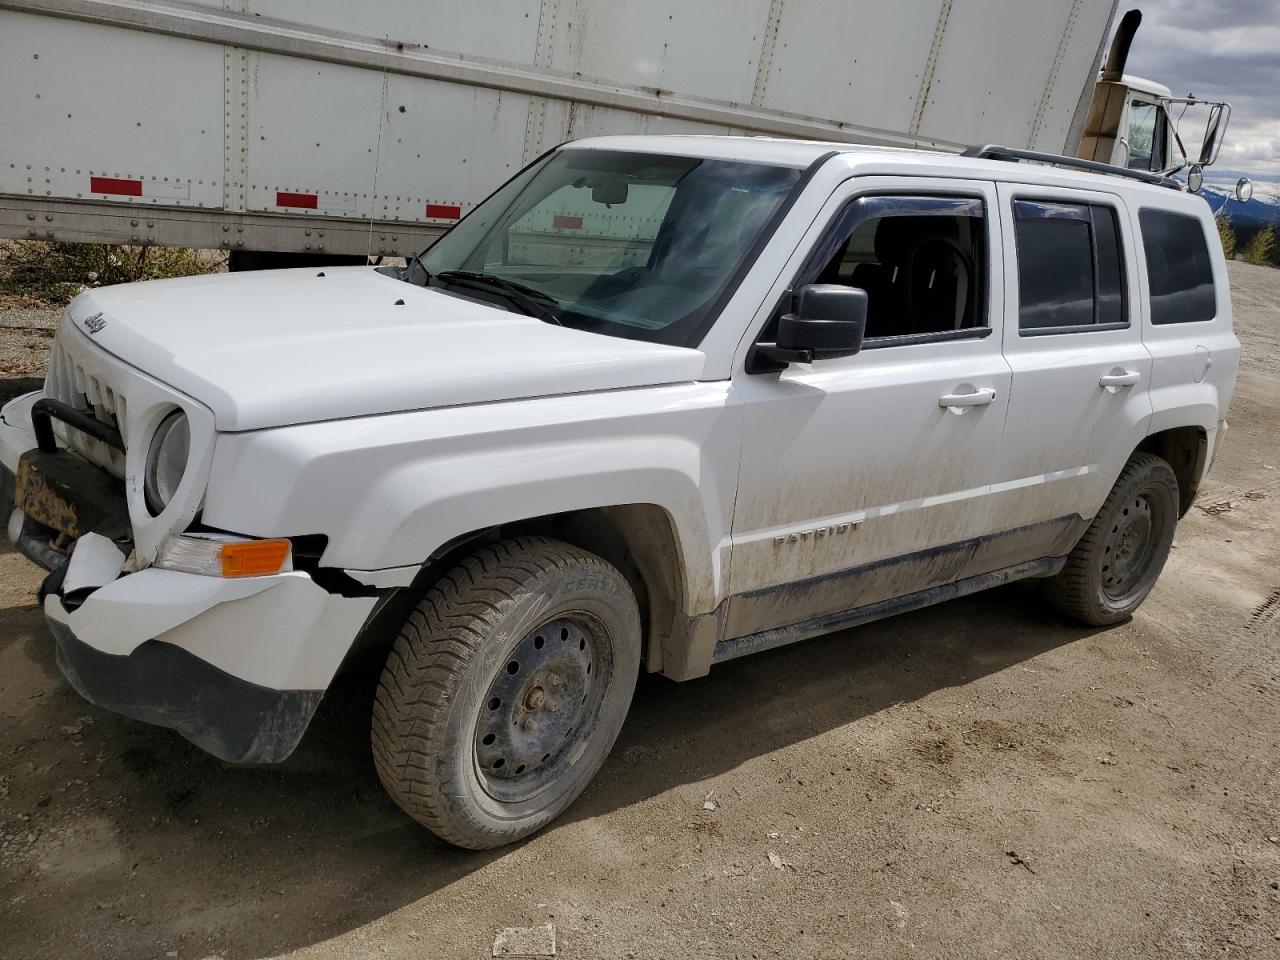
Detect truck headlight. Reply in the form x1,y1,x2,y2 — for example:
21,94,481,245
144,410,190,514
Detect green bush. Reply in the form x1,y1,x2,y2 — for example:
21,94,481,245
1217,218,1236,259
1240,226,1277,267
0,240,226,304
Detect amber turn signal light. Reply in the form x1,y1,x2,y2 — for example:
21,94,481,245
220,539,292,578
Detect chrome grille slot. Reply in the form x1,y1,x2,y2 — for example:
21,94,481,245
45,340,126,476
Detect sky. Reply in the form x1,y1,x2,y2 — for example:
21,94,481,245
1120,0,1280,196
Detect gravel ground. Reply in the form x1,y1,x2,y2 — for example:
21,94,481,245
0,299,61,379
0,262,1278,960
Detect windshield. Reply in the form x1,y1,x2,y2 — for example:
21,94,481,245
418,149,804,347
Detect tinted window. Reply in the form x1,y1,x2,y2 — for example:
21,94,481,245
1015,201,1127,332
1139,209,1217,324
801,195,987,340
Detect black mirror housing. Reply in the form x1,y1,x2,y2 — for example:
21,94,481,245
751,284,868,371
591,180,629,205
778,284,868,354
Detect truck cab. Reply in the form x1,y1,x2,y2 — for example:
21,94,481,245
0,136,1240,850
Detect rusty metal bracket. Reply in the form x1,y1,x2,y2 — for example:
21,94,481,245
31,398,124,454
15,450,129,540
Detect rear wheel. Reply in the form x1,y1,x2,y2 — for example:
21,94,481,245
1045,451,1179,626
371,536,640,849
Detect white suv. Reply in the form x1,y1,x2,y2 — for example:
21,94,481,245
0,136,1239,848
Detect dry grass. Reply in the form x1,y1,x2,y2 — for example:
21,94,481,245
0,239,226,307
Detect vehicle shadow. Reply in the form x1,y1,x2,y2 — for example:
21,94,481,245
3,579,1103,960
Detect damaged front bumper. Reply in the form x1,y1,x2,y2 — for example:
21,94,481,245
40,543,378,763
5,389,380,764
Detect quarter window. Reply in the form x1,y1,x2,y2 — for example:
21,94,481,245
1138,209,1217,324
1014,201,1127,333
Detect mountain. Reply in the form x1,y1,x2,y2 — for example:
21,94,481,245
1201,183,1280,228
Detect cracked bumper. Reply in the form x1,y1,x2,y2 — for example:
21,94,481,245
47,607,323,764
41,546,378,764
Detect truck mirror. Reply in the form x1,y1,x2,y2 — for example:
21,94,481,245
1198,103,1230,166
1187,165,1204,193
1236,178,1253,203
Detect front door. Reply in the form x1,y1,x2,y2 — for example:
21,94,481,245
726,177,1011,641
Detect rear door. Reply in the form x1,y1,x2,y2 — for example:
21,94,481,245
989,183,1153,557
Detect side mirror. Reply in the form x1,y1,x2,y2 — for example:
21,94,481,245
752,284,868,370
1236,177,1253,202
1198,103,1230,166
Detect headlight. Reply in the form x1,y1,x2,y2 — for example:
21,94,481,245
144,410,190,514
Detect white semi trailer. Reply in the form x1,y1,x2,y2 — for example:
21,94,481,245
0,1,1230,267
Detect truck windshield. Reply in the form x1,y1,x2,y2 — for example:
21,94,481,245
418,149,803,347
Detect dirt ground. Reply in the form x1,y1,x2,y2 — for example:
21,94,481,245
1,262,1278,960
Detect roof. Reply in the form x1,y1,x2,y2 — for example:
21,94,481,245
566,135,1192,202
1120,74,1175,100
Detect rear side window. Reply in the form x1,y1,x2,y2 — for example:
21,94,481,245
1014,200,1127,333
1139,209,1216,324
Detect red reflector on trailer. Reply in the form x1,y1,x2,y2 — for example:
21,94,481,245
553,215,584,230
276,191,318,209
426,203,461,220
90,176,142,197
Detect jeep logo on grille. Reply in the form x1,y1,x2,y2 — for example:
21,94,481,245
82,312,107,335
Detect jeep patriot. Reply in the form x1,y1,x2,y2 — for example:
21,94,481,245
0,137,1238,848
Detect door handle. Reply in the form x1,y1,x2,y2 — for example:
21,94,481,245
1099,370,1141,389
938,386,996,410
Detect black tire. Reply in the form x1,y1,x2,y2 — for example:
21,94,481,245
1045,451,1180,626
371,536,641,849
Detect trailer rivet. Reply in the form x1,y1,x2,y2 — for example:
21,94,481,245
26,213,35,221
130,219,138,227
147,221,154,228
305,230,311,236
222,225,230,233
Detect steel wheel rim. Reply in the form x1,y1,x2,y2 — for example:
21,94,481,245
473,613,613,804
1101,490,1158,601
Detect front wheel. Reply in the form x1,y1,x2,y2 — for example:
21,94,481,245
1044,451,1180,626
371,536,641,849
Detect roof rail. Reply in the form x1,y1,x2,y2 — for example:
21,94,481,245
962,144,1183,190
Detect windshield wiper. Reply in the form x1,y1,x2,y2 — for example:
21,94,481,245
434,270,563,326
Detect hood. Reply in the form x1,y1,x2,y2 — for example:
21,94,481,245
63,268,706,431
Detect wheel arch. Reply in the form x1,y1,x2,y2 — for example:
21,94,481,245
359,502,718,682
1135,424,1207,516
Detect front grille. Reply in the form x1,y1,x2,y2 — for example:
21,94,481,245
45,341,127,476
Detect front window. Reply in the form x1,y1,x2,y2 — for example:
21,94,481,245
1126,100,1169,172
416,149,803,346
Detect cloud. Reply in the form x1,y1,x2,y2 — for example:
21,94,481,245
1120,0,1280,179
